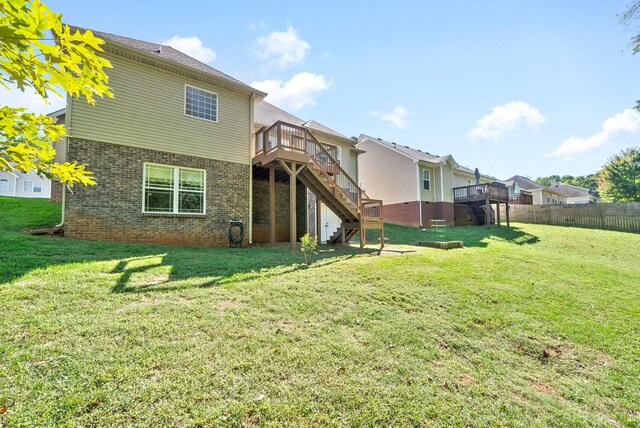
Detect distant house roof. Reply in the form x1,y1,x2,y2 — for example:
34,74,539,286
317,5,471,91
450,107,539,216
503,175,545,191
254,99,305,127
550,183,590,198
71,26,266,97
302,120,348,140
504,175,566,196
358,134,452,165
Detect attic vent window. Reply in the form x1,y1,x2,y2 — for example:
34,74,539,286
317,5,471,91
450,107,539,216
185,85,218,122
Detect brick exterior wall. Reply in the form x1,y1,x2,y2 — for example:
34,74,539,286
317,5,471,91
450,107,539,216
50,179,63,203
64,139,250,246
252,176,306,243
384,201,473,227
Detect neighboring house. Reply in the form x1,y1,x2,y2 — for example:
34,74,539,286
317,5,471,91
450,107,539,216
0,168,51,198
503,175,566,205
56,27,380,247
357,135,505,227
549,183,599,204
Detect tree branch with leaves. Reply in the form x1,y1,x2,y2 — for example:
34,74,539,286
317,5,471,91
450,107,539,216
0,0,112,186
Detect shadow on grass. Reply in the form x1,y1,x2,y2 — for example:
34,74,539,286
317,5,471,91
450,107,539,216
0,225,364,294
109,247,359,293
360,224,540,248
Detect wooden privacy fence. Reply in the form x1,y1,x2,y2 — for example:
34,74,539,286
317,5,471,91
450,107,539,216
500,203,640,233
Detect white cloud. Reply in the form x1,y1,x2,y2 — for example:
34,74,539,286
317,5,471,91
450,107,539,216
544,109,640,159
370,106,412,129
251,72,331,110
254,25,310,68
160,36,216,63
0,84,66,115
468,101,545,141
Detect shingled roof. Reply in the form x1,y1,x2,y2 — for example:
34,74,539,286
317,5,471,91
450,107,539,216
71,26,264,96
254,99,305,127
358,134,451,164
302,120,348,139
550,183,591,198
253,100,354,144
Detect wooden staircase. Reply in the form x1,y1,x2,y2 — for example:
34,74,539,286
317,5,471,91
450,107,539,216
253,121,383,247
470,204,495,225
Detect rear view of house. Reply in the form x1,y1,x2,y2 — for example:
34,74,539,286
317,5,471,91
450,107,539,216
56,27,380,247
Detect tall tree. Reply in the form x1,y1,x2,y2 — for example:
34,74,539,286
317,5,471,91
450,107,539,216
0,0,112,186
621,1,640,110
598,147,640,202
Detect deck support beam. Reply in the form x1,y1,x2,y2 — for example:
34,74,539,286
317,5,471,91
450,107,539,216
485,196,491,228
496,201,501,227
279,160,306,252
269,167,276,247
316,198,322,244
506,201,510,227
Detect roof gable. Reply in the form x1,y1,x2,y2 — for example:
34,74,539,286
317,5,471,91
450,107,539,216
72,26,264,97
358,134,451,165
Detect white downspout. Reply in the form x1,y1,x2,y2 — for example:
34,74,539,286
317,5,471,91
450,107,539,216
416,162,422,227
440,165,444,202
55,136,68,228
248,93,256,244
55,186,65,228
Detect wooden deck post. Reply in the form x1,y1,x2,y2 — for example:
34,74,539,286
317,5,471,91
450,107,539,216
278,160,306,252
341,224,346,246
269,167,276,247
289,163,297,251
485,196,491,228
380,223,385,250
496,202,501,228
506,201,510,227
316,198,322,243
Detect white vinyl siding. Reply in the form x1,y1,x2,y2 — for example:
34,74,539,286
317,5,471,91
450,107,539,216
69,53,251,165
356,140,417,204
143,163,206,214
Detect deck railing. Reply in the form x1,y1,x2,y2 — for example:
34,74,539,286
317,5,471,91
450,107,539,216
453,183,509,203
256,121,380,220
509,193,533,205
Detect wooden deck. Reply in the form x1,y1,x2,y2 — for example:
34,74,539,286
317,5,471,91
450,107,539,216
509,193,533,205
453,183,509,204
453,183,510,227
253,121,383,249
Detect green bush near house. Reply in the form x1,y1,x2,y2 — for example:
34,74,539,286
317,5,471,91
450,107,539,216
1,196,640,426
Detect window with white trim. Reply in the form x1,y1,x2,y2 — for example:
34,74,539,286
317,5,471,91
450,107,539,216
422,169,431,191
23,181,33,192
185,85,217,121
0,179,8,192
143,163,206,214
33,182,42,193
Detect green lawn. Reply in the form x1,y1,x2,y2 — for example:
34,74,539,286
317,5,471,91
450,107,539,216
1,196,639,427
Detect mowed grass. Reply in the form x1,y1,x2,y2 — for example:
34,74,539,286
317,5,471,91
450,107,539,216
1,196,640,427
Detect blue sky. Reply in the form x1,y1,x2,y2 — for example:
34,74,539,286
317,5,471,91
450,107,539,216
4,0,640,179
